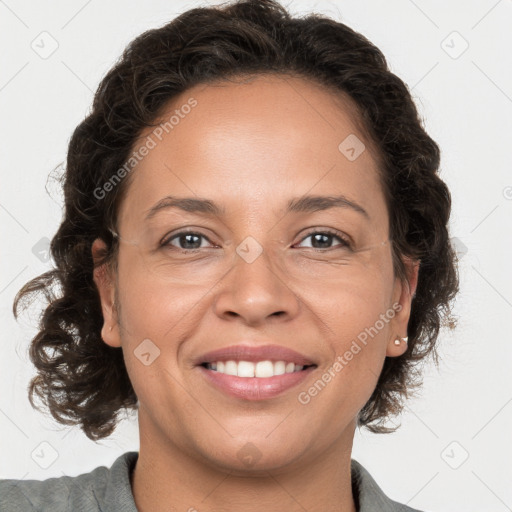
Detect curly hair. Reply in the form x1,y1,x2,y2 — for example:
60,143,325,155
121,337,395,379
13,0,459,441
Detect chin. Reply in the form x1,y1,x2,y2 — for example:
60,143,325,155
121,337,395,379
196,438,308,475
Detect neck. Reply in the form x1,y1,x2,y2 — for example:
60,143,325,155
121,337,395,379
131,414,358,512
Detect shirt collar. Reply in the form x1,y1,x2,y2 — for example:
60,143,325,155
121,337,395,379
350,458,420,511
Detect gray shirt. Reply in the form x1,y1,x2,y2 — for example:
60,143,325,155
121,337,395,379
0,452,424,511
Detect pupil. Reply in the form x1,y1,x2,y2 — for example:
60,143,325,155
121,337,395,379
181,234,200,249
312,233,331,248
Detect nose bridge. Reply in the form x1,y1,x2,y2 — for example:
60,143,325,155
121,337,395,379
213,238,300,324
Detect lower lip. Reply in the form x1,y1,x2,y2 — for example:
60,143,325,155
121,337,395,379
197,365,316,401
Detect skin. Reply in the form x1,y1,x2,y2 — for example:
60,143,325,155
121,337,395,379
92,74,419,512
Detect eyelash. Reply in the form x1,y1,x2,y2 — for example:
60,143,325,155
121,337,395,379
160,228,352,252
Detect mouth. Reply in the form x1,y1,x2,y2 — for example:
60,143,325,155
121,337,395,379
195,343,317,368
194,343,318,400
197,362,317,400
199,360,317,378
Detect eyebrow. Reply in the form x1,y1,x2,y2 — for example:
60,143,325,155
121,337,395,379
144,194,369,221
287,195,369,219
145,196,225,220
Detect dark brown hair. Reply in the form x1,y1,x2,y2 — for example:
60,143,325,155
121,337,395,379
13,0,459,440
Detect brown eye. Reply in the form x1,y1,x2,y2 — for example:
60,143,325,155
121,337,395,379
161,231,213,250
296,230,351,250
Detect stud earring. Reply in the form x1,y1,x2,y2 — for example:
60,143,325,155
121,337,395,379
394,336,408,346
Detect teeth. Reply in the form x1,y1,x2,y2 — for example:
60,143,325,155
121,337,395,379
238,360,255,377
225,360,238,376
205,360,307,377
255,361,273,378
273,361,286,375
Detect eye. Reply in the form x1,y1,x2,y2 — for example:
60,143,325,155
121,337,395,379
162,231,214,251
295,229,351,250
160,228,351,252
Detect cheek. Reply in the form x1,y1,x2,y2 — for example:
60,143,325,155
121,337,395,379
309,285,392,383
117,273,207,345
113,249,214,391
296,273,395,425
298,257,395,339
293,262,396,411
114,272,206,408
294,290,394,453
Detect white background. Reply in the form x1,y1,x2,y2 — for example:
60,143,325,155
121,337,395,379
1,1,511,510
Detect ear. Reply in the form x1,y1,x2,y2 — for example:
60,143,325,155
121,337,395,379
386,256,420,357
92,238,121,348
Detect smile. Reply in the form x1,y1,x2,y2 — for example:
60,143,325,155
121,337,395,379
202,360,314,377
198,362,317,401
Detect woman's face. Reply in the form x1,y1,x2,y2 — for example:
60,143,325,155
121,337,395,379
93,75,417,473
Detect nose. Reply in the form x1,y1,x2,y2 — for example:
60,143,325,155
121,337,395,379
212,246,300,326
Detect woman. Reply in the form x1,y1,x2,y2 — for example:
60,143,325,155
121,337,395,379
1,0,458,510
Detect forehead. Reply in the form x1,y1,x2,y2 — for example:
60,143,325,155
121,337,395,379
117,75,387,232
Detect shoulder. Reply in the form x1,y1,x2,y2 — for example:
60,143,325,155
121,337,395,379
351,459,425,512
0,467,109,512
0,451,139,512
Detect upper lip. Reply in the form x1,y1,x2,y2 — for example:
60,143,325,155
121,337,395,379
195,344,317,366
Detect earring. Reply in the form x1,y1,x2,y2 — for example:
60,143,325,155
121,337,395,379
394,336,408,346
